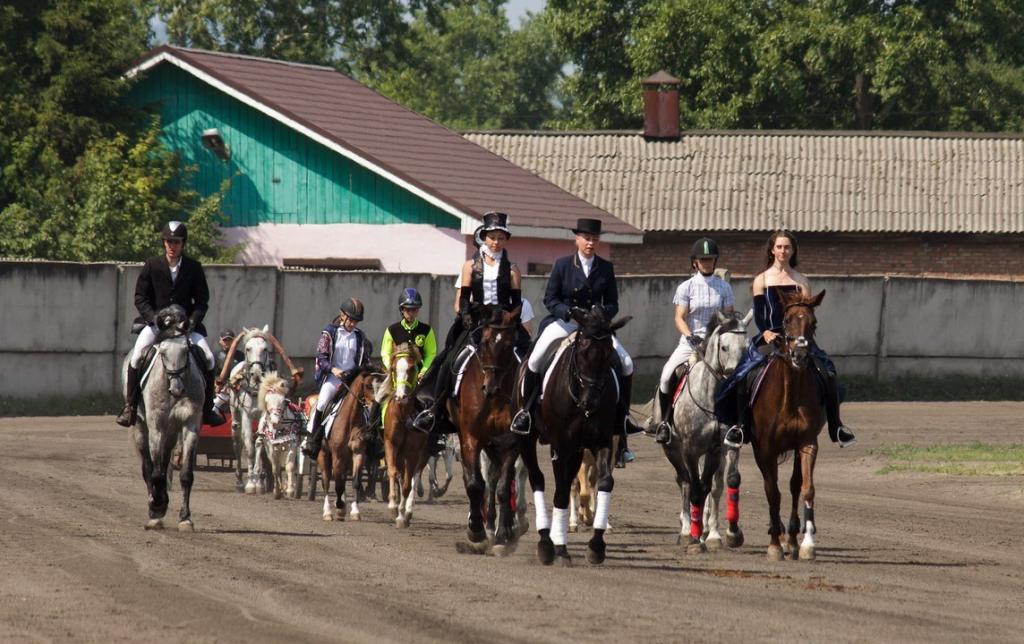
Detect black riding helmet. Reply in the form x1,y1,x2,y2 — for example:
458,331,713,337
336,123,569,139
339,297,365,322
690,237,720,260
398,287,422,310
161,220,188,243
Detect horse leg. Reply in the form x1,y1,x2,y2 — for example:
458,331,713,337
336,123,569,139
285,446,298,498
492,447,519,556
134,426,160,529
798,442,819,560
587,443,614,565
350,449,364,521
569,475,581,533
231,407,244,491
551,448,584,568
696,447,722,552
519,434,552,564
754,446,784,561
461,438,488,548
786,450,802,558
334,449,348,521
319,453,333,520
723,445,745,548
683,452,709,554
243,414,259,494
177,427,198,532
704,445,726,550
480,450,497,540
515,458,529,536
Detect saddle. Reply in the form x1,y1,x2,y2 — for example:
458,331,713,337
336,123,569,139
137,340,208,389
538,332,620,402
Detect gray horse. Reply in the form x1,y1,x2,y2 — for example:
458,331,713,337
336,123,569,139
654,310,752,553
124,306,204,531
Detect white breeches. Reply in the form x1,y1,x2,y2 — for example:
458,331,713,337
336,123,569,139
527,319,634,376
659,337,695,394
316,374,344,412
130,324,214,370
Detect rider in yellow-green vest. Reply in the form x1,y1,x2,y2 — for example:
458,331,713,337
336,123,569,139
380,288,437,398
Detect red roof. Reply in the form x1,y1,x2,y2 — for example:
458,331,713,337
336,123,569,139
130,46,640,240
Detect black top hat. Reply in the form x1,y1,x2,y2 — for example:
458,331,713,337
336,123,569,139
572,218,603,236
474,211,512,244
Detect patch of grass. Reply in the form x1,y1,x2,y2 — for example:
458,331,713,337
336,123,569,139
843,375,1024,402
0,394,122,418
870,442,1024,476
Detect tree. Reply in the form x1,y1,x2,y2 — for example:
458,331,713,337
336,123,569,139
548,0,1024,131
0,0,237,262
370,2,565,129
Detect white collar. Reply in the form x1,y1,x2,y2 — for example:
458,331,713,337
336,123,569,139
481,246,503,261
577,252,595,266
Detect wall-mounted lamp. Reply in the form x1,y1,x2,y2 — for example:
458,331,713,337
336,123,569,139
201,128,231,161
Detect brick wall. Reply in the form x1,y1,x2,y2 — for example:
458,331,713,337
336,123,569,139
612,231,1024,278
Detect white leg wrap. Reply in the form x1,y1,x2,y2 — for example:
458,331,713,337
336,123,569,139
594,491,611,530
801,521,816,547
534,491,550,531
551,508,569,546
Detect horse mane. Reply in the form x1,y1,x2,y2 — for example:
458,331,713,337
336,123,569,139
257,372,288,411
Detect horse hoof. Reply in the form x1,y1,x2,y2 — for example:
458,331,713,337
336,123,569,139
274,491,283,500
235,482,245,492
537,535,555,566
322,513,334,522
726,530,745,549
455,540,489,555
178,520,194,533
687,540,708,555
705,537,723,551
586,540,606,565
145,519,164,530
555,546,573,568
351,512,361,522
467,528,488,544
245,485,258,495
569,523,579,533
493,541,518,558
767,545,784,561
799,545,816,561
395,516,407,529
388,506,399,520
333,509,345,521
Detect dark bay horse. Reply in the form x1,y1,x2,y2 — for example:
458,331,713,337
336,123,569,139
517,306,630,566
317,369,384,522
750,289,827,561
450,304,522,556
382,342,427,528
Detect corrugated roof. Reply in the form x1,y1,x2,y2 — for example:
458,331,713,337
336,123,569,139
128,47,640,241
463,131,1024,234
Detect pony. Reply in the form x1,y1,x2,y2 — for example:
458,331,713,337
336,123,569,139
124,305,204,531
450,304,523,556
381,341,427,528
517,305,631,566
254,372,300,499
318,369,385,521
216,325,302,494
653,310,752,553
750,289,828,561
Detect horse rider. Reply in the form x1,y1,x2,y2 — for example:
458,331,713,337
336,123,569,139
116,221,225,428
301,298,372,459
215,328,244,375
380,287,438,392
715,230,857,449
510,217,644,441
411,211,528,432
652,238,735,444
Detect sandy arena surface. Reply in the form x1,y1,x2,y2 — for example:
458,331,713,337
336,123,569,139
0,402,1022,643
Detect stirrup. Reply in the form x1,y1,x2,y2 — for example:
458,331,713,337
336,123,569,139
411,409,435,433
115,404,136,428
723,425,744,449
654,421,672,445
836,426,857,448
510,409,532,435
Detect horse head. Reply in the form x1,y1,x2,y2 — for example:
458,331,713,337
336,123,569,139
477,304,520,398
241,327,271,386
157,334,193,398
258,372,290,426
389,342,422,402
704,309,754,379
568,305,631,416
780,289,826,369
355,369,385,411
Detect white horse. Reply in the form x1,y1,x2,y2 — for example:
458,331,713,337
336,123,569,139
124,306,203,531
254,373,300,499
654,310,752,553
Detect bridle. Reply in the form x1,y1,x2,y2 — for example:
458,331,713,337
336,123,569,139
389,351,419,396
682,323,746,416
474,319,517,394
567,331,613,416
780,301,816,367
159,334,193,398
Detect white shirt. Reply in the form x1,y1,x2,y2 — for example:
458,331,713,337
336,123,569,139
169,260,180,283
453,271,534,323
672,272,735,337
331,328,360,372
578,252,594,278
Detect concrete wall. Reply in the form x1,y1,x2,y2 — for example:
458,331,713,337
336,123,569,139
2,260,1021,399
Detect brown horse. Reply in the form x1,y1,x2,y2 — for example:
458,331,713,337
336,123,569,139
750,289,827,561
317,369,384,522
517,306,630,566
450,304,522,556
382,342,427,528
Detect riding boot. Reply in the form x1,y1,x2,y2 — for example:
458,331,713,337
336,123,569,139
816,362,857,447
618,373,644,435
115,365,141,427
302,409,326,459
654,389,673,444
412,364,452,433
723,375,750,448
510,368,540,434
202,368,226,426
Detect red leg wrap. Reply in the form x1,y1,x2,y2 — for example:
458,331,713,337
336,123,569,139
690,503,703,539
726,486,740,523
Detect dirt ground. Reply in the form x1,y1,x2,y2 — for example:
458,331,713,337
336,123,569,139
0,402,1022,643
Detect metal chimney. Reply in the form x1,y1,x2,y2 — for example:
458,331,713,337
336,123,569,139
642,70,681,140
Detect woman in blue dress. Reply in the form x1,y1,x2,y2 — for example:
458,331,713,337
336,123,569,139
716,231,856,449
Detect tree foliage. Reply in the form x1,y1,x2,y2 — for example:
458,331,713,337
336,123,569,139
0,0,237,262
548,0,1024,131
